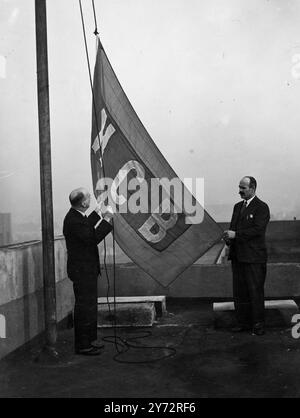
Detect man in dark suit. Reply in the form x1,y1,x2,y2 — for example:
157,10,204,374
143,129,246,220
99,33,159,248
223,176,270,336
63,187,113,355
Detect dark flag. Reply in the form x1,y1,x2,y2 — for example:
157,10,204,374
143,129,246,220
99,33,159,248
91,39,222,286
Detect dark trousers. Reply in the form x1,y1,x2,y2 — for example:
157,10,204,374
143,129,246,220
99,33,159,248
73,276,98,350
232,261,266,327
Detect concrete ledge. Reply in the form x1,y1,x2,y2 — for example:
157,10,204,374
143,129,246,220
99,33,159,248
97,296,166,317
97,302,156,327
213,299,299,329
213,300,299,311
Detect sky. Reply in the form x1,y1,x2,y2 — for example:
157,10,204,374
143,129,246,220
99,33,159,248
1,0,300,239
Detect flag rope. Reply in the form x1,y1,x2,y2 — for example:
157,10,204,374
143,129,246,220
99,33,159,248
78,0,178,363
92,0,99,35
78,0,118,345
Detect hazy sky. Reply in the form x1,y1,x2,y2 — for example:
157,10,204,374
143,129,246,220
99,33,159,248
1,0,300,233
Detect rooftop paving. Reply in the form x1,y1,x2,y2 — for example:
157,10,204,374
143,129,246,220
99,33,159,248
1,299,300,398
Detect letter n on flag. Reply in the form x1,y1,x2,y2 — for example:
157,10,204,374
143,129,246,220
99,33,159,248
91,39,222,286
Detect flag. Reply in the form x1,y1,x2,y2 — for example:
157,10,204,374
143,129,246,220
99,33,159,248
91,39,222,286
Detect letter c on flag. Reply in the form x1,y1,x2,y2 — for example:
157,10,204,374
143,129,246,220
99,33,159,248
111,160,145,206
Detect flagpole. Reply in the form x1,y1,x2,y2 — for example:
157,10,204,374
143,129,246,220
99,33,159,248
35,0,58,359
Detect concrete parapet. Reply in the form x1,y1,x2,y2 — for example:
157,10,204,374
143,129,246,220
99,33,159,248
0,238,67,306
99,262,300,299
0,237,73,360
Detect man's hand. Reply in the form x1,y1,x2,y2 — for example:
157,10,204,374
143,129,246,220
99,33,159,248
223,230,236,240
95,201,104,216
95,202,114,222
223,237,231,246
102,205,114,223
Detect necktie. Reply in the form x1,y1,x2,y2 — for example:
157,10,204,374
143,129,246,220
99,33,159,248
240,200,247,215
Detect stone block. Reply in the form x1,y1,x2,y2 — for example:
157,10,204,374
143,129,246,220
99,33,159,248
97,302,156,327
97,295,167,317
213,300,299,329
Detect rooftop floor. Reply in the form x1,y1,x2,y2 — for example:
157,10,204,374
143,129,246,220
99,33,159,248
1,299,300,398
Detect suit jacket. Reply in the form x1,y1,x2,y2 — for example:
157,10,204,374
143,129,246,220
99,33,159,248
228,196,270,263
63,208,113,281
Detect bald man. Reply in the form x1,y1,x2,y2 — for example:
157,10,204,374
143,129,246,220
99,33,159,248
223,177,270,336
63,188,113,355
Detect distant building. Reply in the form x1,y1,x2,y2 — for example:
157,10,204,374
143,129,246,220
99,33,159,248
0,213,12,246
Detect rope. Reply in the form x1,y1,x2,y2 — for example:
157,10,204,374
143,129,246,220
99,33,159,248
92,0,99,35
78,0,177,364
78,0,116,340
79,0,131,358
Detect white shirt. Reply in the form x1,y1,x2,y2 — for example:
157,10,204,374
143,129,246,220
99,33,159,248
244,195,256,207
76,209,87,217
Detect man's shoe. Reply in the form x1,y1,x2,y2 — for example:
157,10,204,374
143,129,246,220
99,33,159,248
231,325,251,333
91,341,105,349
75,346,102,356
252,326,265,336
